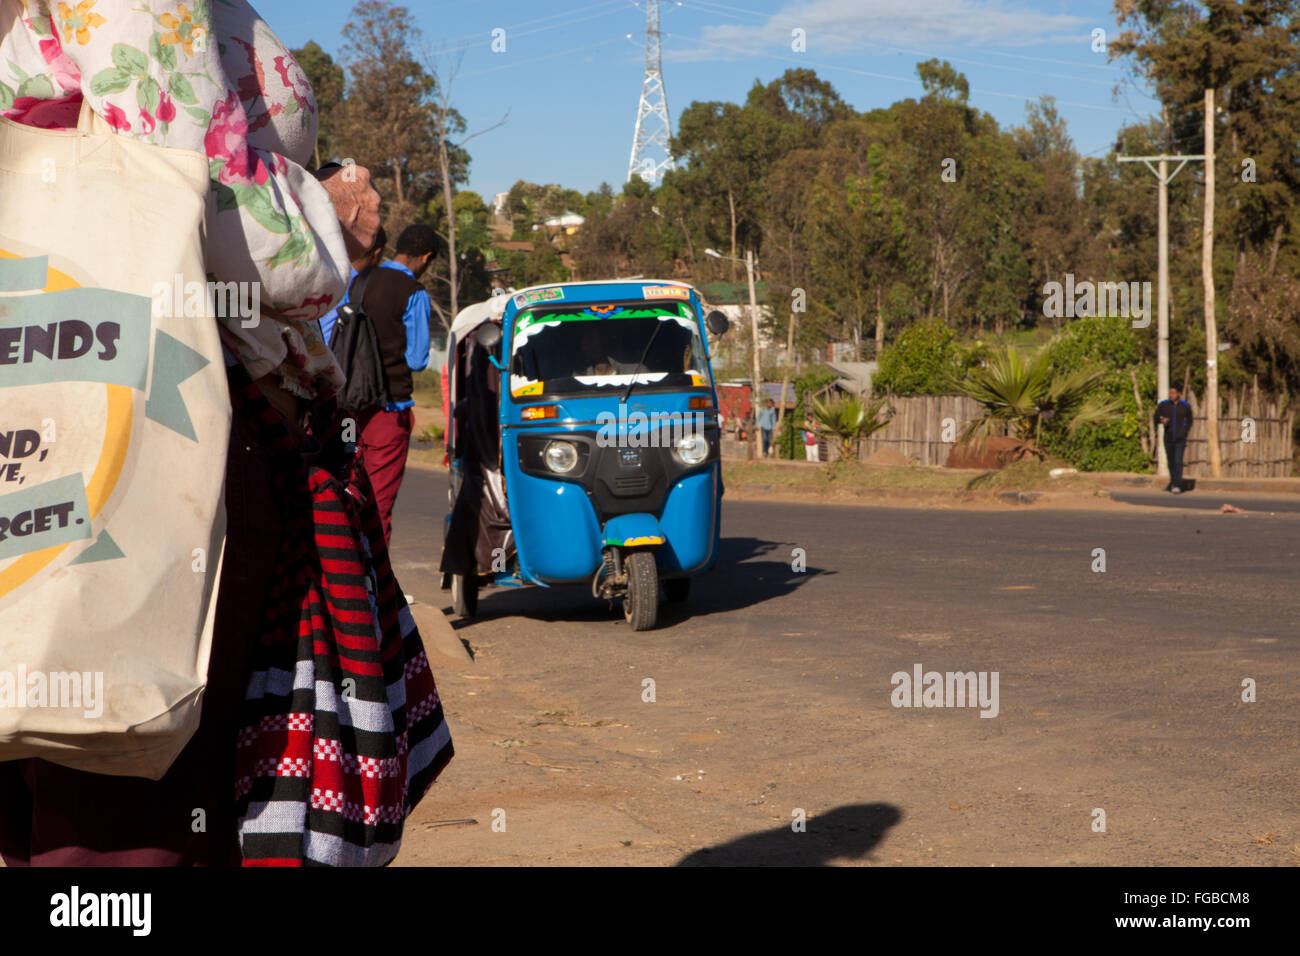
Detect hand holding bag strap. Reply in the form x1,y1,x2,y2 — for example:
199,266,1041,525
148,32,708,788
76,96,108,135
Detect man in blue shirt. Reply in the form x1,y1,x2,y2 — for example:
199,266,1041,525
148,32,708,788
354,224,437,542
757,398,777,457
319,227,386,347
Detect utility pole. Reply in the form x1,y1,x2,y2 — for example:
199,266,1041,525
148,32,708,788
627,0,674,184
745,248,762,460
705,247,764,459
1117,151,1204,477
777,304,796,430
1202,88,1222,477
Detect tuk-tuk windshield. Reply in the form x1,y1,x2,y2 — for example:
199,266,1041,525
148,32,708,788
509,301,710,400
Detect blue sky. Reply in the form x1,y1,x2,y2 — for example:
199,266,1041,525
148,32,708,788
255,0,1164,203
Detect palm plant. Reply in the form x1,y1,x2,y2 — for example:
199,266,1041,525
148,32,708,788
955,346,1120,452
809,393,893,462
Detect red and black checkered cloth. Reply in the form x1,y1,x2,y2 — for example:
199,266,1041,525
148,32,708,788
229,375,452,866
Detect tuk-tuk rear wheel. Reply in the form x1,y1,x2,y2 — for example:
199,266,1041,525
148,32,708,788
451,573,478,618
622,550,658,631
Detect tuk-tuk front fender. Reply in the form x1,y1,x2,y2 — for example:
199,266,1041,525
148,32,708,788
602,513,665,549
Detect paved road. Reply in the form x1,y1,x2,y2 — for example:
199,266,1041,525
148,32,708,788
1109,488,1300,513
389,467,1300,865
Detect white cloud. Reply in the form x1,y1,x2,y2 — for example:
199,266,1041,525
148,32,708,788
685,0,1091,58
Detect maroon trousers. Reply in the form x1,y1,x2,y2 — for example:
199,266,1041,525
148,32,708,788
358,407,413,544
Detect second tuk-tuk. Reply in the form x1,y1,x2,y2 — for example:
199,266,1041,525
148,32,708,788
439,280,730,630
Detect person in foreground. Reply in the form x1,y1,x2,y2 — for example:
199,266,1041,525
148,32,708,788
0,0,452,866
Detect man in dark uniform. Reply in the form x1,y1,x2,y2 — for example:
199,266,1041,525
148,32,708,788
1154,384,1193,493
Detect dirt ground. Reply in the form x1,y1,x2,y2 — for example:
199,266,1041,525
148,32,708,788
390,469,1300,867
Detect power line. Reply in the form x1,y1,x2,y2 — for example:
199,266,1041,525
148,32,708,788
433,2,629,57
436,1,624,49
983,49,1118,74
663,32,1133,114
459,37,626,79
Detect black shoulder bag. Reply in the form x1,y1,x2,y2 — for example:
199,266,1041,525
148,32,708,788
328,267,389,414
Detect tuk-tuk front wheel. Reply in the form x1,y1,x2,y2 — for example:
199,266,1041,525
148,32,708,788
451,573,478,618
622,550,659,631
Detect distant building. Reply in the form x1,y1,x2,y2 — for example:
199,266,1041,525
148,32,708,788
493,240,535,253
541,211,586,235
824,361,878,397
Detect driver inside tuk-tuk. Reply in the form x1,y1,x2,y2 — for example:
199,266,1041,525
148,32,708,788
577,322,620,376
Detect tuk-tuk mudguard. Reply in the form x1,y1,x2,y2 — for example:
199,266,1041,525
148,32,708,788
602,513,664,548
508,470,605,585
655,467,719,576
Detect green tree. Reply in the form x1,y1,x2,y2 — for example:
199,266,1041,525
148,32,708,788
333,1,448,222
425,190,494,325
1011,97,1105,329
291,41,344,169
1041,315,1155,471
494,234,568,288
1110,0,1300,402
874,317,975,395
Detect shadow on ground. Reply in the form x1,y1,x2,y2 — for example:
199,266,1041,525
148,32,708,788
442,535,827,627
676,803,902,867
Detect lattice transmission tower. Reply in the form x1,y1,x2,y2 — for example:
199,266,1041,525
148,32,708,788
627,0,674,184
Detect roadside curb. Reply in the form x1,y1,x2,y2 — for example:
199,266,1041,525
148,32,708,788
727,481,1111,507
408,601,474,663
1092,473,1300,494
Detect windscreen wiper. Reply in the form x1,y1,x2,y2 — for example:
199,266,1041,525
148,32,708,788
622,319,665,405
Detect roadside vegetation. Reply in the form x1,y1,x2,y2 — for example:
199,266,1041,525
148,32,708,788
722,458,1104,496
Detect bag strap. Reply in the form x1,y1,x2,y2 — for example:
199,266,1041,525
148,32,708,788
329,267,374,349
347,265,375,315
76,97,110,136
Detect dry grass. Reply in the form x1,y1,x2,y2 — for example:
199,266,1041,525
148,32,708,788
723,460,972,490
965,459,1104,493
723,458,1105,495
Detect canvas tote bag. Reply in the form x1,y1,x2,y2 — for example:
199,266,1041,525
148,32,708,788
0,101,228,779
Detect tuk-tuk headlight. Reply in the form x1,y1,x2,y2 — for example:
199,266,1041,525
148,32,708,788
544,440,579,474
675,432,708,465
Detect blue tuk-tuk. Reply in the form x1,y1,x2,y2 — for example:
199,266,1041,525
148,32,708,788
438,280,730,630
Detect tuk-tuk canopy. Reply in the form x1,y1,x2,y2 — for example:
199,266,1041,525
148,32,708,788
450,294,508,341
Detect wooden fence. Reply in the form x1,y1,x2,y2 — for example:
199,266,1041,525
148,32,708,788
830,387,1294,475
1178,386,1293,478
854,394,984,466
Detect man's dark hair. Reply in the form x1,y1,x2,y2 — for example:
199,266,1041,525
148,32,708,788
395,224,439,259
367,226,387,258
1170,384,1182,395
